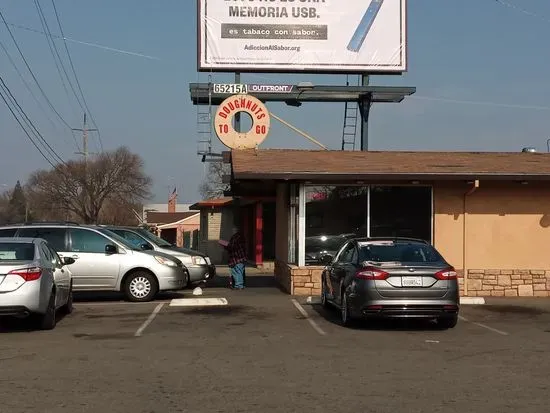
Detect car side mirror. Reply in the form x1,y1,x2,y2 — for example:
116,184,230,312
320,255,333,265
140,243,153,251
105,244,117,254
61,257,75,266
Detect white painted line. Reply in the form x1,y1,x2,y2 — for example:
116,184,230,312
135,303,164,337
425,340,440,343
291,299,327,336
460,297,486,305
76,300,173,307
169,297,228,307
459,315,509,336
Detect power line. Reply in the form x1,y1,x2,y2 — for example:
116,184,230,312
0,8,74,131
0,79,59,169
51,0,103,152
0,38,73,143
34,0,84,122
493,0,550,24
0,75,65,165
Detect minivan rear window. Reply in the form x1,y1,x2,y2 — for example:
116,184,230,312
0,228,17,237
18,228,67,252
0,242,35,261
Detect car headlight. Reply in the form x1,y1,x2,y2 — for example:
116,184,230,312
191,256,207,265
154,256,178,267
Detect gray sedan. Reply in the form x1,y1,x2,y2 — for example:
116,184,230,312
321,237,460,329
0,237,75,330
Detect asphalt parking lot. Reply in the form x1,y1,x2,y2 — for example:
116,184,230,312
1,273,549,413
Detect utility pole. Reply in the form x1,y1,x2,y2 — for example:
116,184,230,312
73,113,98,163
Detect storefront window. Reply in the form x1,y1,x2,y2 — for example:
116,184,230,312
302,184,433,266
305,185,368,266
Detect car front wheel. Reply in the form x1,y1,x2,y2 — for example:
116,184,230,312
124,272,158,302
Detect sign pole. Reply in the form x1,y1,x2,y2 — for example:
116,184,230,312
234,72,241,133
359,74,371,151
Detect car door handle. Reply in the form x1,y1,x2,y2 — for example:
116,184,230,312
71,255,80,259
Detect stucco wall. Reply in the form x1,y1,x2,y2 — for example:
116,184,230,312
197,209,234,265
434,183,550,270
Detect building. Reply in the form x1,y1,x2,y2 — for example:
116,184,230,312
227,148,550,298
146,211,200,249
190,197,276,268
142,203,192,222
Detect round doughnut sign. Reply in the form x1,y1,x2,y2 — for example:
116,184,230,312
214,94,270,149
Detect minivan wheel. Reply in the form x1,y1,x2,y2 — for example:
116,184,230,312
124,272,158,302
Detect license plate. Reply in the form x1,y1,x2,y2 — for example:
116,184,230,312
402,276,423,287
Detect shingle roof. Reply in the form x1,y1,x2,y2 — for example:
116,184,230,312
189,197,234,210
146,212,198,224
231,149,550,181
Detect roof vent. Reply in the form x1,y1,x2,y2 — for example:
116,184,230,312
522,147,537,153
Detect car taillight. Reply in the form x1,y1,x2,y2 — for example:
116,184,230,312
8,267,42,281
435,267,457,280
355,266,389,280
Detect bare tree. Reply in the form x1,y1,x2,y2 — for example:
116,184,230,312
198,161,230,200
26,146,152,224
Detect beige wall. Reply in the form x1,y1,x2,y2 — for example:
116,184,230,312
435,182,550,270
197,208,234,265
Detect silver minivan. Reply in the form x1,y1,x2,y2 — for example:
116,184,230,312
0,224,189,302
104,226,216,287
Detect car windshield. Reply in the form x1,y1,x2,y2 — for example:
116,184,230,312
135,228,173,248
358,242,444,264
95,228,140,251
0,242,35,261
306,236,348,252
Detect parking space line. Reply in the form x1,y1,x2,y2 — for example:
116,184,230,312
459,315,509,336
134,303,164,337
75,300,173,306
291,299,327,336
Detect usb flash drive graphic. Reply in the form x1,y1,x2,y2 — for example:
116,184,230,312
347,0,384,53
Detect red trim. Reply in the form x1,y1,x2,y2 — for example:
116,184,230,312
254,202,263,266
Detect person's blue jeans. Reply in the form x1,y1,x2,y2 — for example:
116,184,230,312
231,263,245,289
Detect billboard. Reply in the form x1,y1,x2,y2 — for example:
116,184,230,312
197,0,407,74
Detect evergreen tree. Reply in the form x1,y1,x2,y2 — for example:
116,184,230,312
7,181,28,223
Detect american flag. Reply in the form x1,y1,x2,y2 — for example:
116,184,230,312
168,187,177,202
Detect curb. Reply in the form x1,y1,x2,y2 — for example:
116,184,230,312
460,297,485,305
306,296,485,305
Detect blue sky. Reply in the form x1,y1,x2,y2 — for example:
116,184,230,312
1,0,550,203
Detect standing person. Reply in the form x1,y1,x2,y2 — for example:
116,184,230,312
226,226,247,290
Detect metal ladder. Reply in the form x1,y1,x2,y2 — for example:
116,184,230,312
197,75,213,157
341,75,360,151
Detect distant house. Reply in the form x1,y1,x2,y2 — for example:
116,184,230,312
146,211,200,249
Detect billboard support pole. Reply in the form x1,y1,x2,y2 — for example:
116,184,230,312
359,74,371,151
234,72,241,133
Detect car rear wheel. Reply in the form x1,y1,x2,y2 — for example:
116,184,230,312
62,283,74,314
321,278,330,309
438,315,458,329
38,291,57,330
124,271,158,302
340,293,354,327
